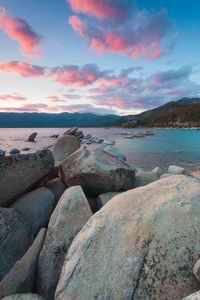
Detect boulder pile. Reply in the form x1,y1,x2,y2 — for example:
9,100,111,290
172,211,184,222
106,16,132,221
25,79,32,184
0,127,200,300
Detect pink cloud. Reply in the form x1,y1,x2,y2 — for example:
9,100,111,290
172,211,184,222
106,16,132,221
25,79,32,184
68,7,175,60
50,63,108,86
46,96,66,102
66,0,127,21
46,96,60,101
0,61,46,77
68,16,87,38
0,7,43,57
0,94,26,101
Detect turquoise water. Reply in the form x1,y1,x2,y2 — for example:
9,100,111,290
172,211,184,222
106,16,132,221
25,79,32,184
0,128,200,171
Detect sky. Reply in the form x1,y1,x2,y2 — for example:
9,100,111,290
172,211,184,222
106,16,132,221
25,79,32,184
0,0,200,116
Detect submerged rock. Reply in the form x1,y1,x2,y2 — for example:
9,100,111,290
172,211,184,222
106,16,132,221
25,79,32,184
0,150,54,207
59,147,135,197
0,228,46,298
28,132,37,142
37,186,92,300
102,145,126,161
0,208,33,281
55,175,200,300
101,137,115,145
51,135,80,162
144,130,154,136
9,148,20,155
124,134,134,139
133,132,145,137
84,134,92,140
168,165,185,174
152,166,164,177
21,148,31,152
0,149,5,157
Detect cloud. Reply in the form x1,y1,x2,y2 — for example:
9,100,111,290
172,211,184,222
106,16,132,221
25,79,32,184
0,94,26,101
150,65,192,86
58,103,116,114
50,63,109,86
66,0,131,22
67,0,176,60
0,7,43,57
62,94,81,100
46,96,66,102
0,61,46,77
87,65,200,113
0,59,199,115
0,102,115,115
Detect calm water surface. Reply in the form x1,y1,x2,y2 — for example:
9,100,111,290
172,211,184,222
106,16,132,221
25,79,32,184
0,127,200,171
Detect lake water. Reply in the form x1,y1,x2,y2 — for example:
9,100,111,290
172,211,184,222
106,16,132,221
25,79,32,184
0,127,200,171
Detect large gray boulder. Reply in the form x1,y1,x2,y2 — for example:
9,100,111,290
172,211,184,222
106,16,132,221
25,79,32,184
44,178,66,203
0,150,54,207
51,135,80,161
55,175,200,300
0,208,33,281
37,186,92,300
0,228,46,298
11,187,55,235
2,294,45,300
59,147,135,197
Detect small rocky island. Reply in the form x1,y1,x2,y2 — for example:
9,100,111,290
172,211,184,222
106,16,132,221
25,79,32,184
0,127,199,300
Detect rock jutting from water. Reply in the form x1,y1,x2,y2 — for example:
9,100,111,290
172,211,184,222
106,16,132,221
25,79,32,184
51,135,80,162
28,132,37,142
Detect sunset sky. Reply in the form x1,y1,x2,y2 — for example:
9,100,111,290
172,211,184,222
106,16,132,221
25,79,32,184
0,0,200,115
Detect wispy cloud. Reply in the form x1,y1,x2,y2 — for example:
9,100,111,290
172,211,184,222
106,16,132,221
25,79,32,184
67,0,176,60
0,61,46,77
0,7,44,57
0,94,26,101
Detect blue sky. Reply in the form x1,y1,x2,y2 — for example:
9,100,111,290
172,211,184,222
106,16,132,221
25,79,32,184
0,0,199,115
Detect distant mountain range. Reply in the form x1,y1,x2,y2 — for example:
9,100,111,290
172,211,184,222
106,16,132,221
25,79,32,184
0,112,119,128
0,97,199,128
109,97,200,128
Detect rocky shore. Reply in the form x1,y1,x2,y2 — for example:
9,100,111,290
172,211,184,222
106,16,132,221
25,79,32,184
0,127,200,300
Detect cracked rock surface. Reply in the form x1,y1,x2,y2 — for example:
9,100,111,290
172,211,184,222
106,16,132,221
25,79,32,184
55,175,200,300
